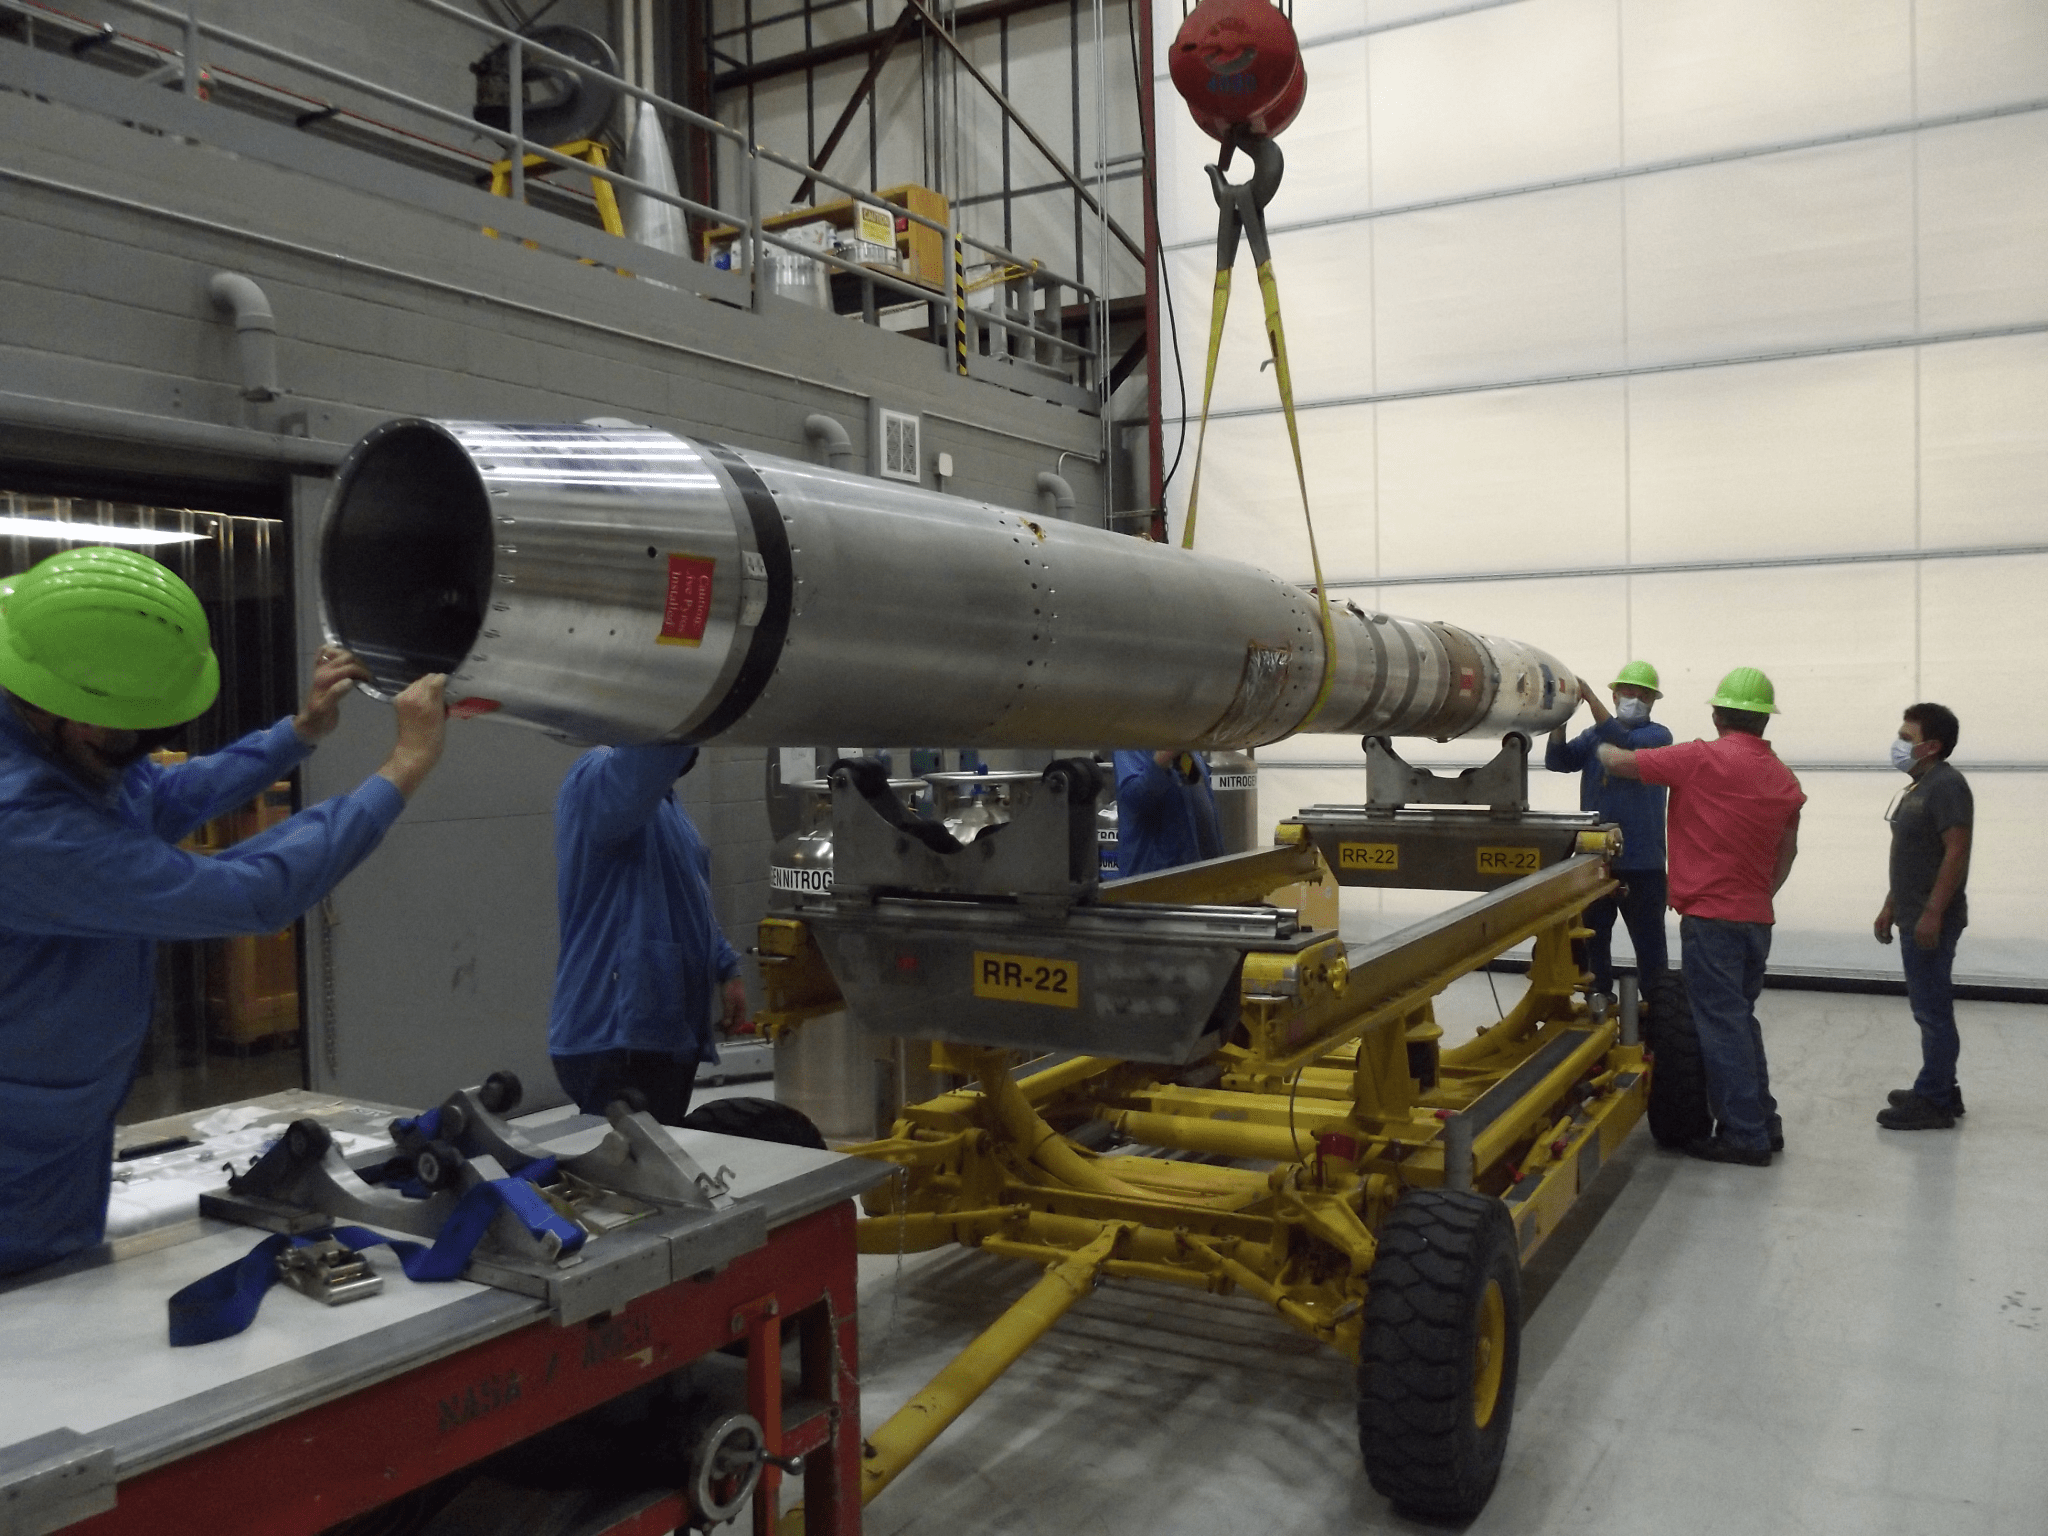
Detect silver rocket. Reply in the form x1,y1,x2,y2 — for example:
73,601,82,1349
320,420,1580,748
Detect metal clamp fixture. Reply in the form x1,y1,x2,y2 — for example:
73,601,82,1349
827,755,1102,904
274,1236,384,1306
204,1074,736,1250
1364,733,1531,815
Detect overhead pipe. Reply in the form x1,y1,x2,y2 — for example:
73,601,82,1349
319,419,1581,750
1034,471,1077,523
803,413,855,470
0,388,339,466
206,272,280,403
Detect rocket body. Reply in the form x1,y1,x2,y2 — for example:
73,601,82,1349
321,421,1578,748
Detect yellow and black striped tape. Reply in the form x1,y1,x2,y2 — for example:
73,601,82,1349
953,234,969,376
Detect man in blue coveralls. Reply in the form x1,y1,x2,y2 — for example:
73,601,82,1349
548,741,749,1125
0,547,451,1277
1545,661,1673,993
1113,748,1223,878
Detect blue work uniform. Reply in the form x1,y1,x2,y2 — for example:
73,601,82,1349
1113,749,1223,879
0,702,405,1276
1546,714,1674,986
548,743,740,1074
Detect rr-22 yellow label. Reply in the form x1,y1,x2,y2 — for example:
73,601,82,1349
972,951,1079,1008
1476,846,1542,876
1337,842,1399,871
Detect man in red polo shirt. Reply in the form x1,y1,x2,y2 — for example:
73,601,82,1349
1599,667,1805,1166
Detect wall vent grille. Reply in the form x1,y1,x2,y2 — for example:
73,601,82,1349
878,409,921,482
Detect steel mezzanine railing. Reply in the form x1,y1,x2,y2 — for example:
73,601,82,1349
30,0,1106,405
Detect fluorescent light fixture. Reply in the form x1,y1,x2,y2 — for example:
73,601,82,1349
0,516,210,547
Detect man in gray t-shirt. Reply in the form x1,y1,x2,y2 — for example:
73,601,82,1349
1873,701,1973,1130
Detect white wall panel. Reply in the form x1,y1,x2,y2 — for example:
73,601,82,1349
1630,565,1916,761
1066,0,2048,977
1771,774,2048,982
1931,777,2048,981
1919,334,2048,548
1263,39,1375,222
1617,0,1910,163
1767,773,1894,974
1164,408,1378,576
1374,378,1626,577
1919,555,2048,763
1372,182,1624,391
1379,572,1627,693
1162,224,1376,414
1623,140,1915,363
1914,0,2048,117
1626,352,1917,563
1917,115,2048,335
1368,0,1617,209
1157,98,1231,249
1362,0,1482,26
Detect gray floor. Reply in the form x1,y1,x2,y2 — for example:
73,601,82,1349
824,980,2048,1535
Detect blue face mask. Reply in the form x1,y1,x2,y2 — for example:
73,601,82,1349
1615,698,1650,724
1891,738,1918,773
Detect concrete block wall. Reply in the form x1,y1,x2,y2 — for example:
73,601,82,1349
0,44,1108,1107
0,47,1107,512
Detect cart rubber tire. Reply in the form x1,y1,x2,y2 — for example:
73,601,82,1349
1643,969,1713,1148
1358,1188,1522,1520
680,1096,829,1149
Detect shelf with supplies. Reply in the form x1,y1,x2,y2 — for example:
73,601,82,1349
700,183,950,297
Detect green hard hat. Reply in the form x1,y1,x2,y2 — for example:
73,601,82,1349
1610,660,1661,695
1708,665,1779,715
0,547,220,729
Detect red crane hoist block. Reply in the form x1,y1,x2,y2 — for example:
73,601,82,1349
1169,0,1308,143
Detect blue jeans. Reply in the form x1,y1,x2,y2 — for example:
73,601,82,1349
553,1049,700,1125
1583,869,1669,991
1679,916,1777,1152
1902,925,1962,1110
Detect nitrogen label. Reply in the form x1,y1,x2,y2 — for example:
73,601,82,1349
1338,842,1399,871
972,951,1079,1008
1210,773,1257,791
770,864,832,893
1477,847,1542,876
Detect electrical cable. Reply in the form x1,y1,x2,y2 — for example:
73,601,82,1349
1126,0,1187,497
1487,967,1505,1020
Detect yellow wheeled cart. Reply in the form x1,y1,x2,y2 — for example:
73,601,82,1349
758,737,1651,1523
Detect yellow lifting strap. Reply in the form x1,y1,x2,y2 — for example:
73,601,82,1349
1179,136,1339,730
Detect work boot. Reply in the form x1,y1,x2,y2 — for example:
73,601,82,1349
1683,1136,1772,1167
1877,1093,1956,1130
1888,1087,1964,1116
1717,1118,1785,1153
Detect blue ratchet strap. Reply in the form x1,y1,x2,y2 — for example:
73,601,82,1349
391,1108,553,1181
166,1231,297,1347
389,1107,443,1141
167,1168,584,1347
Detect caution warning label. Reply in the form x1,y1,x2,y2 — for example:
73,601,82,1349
658,554,716,646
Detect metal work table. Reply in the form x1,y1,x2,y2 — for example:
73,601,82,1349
0,1093,887,1536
